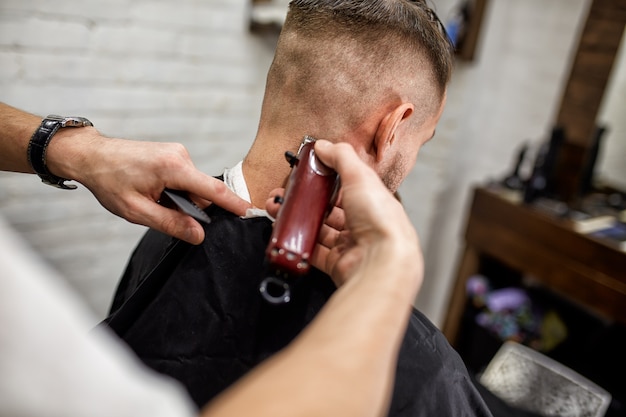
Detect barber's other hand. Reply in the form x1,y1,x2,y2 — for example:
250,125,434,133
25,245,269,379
48,129,252,245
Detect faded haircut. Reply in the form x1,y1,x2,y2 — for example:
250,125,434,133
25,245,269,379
282,0,453,93
263,0,453,134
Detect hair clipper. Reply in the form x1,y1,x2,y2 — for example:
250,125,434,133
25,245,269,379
260,136,340,304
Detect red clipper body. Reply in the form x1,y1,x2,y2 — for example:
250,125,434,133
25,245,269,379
261,136,340,304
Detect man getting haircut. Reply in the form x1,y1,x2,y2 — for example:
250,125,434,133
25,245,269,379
105,1,493,416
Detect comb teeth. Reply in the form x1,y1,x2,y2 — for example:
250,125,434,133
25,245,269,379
162,189,211,225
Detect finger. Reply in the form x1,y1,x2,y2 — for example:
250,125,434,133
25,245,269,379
325,205,345,231
318,223,341,249
190,196,212,210
132,197,206,245
314,140,405,237
268,188,284,199
311,244,354,288
314,140,381,189
265,188,285,218
172,171,252,216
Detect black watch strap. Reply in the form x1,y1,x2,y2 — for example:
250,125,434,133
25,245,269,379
27,114,93,189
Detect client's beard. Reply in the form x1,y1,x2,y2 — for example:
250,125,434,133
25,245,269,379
381,153,409,193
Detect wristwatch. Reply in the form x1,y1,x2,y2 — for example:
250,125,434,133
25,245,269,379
27,114,93,189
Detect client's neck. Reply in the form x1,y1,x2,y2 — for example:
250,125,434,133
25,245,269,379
242,133,301,208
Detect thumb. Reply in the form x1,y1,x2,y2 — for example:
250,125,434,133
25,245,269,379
314,140,380,188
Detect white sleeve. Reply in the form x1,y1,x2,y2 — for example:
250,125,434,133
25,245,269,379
0,218,197,417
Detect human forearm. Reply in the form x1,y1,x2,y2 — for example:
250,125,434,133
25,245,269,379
0,102,42,172
0,102,100,180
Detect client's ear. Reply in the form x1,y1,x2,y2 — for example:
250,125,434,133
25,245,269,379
373,103,414,162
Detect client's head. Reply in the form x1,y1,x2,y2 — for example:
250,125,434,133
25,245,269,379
256,0,454,192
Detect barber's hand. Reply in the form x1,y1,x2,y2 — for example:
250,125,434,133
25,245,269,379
267,140,422,288
48,129,252,245
265,187,345,276
314,140,422,286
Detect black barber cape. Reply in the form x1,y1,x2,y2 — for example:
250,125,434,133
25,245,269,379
104,204,493,417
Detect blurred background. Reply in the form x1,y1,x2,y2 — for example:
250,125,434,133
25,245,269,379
1,0,624,330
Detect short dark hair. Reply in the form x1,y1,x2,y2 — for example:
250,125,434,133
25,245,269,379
284,0,454,92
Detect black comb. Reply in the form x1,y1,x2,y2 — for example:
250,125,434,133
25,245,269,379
160,189,211,225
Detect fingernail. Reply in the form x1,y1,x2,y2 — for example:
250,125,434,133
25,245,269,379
316,139,331,149
186,227,204,245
